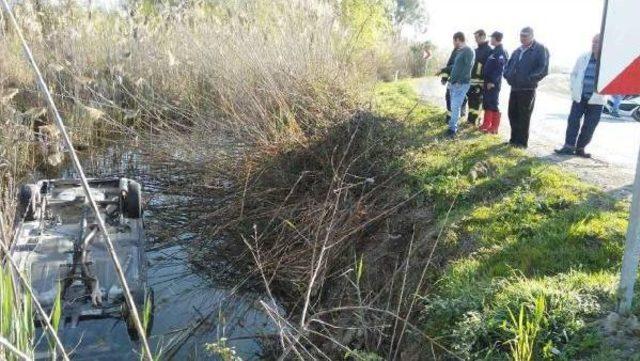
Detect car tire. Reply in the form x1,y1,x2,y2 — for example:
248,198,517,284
125,181,142,219
633,108,640,122
18,184,39,222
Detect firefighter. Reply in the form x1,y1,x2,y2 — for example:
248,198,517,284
467,29,492,125
480,31,509,133
438,47,467,123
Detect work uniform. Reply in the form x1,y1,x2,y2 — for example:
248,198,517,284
467,41,492,125
439,48,467,123
479,44,508,133
504,41,550,148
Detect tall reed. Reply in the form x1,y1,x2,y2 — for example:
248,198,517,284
0,266,34,361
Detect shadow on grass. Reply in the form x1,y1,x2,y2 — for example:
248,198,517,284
470,190,624,279
370,80,634,359
411,124,629,360
422,132,626,276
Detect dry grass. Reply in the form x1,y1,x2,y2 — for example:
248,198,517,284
157,106,457,359
1,1,431,358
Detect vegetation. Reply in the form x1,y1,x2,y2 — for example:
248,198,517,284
1,0,429,358
206,338,242,361
1,0,635,359
0,266,34,360
502,296,547,361
154,78,632,359
374,80,632,360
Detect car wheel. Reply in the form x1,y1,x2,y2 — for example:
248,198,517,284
633,108,640,122
18,184,39,222
125,181,142,219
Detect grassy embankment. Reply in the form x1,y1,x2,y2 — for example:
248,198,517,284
1,0,631,358
374,80,632,360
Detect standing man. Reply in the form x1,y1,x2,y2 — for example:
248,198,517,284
504,27,550,148
467,30,493,125
438,47,468,123
555,34,605,158
480,31,509,133
447,32,475,138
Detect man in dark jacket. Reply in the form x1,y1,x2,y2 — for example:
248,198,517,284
504,27,550,148
467,29,492,125
480,31,509,133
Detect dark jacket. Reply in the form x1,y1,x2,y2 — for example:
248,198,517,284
483,44,509,87
504,41,550,90
471,41,492,84
450,46,475,84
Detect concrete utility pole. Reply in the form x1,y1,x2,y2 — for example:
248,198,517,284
596,0,640,314
618,149,640,314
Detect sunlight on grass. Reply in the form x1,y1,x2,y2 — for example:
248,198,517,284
373,80,631,360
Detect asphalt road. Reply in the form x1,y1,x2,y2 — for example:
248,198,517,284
416,76,640,197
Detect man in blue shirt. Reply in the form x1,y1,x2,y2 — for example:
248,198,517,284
555,34,605,158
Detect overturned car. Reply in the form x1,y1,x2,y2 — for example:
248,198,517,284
11,177,153,340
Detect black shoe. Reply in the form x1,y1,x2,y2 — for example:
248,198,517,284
446,129,457,139
575,149,591,158
554,147,575,155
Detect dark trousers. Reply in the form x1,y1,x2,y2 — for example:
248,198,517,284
483,85,501,111
446,87,467,122
508,90,536,147
467,85,483,124
564,98,603,149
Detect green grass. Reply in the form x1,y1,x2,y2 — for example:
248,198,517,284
1,266,66,360
1,266,35,361
502,295,547,361
372,80,632,360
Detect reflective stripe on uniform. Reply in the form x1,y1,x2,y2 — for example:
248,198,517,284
469,109,482,115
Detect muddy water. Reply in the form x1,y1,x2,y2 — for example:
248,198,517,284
33,146,275,360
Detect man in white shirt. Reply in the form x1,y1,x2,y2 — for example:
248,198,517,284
555,34,604,158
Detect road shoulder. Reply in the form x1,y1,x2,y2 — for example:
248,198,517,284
414,77,635,198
